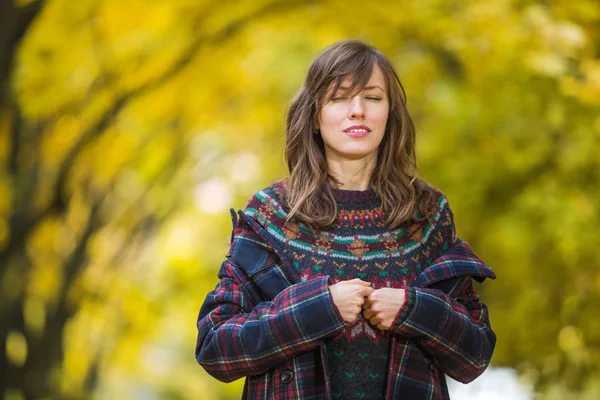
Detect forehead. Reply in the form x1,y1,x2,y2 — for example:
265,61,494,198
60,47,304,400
336,64,386,91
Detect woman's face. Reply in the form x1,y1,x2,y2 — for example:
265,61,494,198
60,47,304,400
317,64,389,162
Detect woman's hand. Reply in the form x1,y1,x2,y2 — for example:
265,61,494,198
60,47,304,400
329,278,374,323
362,288,406,330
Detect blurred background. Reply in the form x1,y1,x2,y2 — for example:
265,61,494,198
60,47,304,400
1,0,599,399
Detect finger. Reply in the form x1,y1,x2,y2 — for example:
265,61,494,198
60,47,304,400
367,291,377,301
362,287,374,296
358,280,372,286
377,323,388,331
360,284,373,292
353,285,371,296
369,316,379,325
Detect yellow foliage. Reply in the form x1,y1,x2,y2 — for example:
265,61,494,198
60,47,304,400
6,331,28,367
23,297,46,338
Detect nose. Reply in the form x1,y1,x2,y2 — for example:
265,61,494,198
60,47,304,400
348,96,365,119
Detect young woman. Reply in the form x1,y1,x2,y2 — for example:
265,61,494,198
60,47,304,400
195,39,496,400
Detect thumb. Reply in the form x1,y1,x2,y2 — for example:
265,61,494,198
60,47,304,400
361,285,374,294
358,280,372,286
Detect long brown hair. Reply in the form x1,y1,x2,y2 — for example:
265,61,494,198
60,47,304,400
284,39,433,232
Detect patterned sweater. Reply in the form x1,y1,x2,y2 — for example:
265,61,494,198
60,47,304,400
195,178,497,399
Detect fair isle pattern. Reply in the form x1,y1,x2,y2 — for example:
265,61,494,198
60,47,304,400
243,193,448,263
338,208,387,228
245,187,447,239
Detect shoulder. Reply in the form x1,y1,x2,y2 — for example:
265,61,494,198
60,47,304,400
244,178,289,210
227,179,289,271
241,177,290,228
419,181,452,217
419,181,457,244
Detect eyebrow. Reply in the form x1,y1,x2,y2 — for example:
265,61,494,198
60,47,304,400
337,85,385,92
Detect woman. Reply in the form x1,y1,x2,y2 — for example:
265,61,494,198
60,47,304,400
195,39,496,400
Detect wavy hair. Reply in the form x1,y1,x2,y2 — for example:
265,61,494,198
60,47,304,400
284,39,434,232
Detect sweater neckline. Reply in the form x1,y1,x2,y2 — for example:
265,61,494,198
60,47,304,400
329,186,378,205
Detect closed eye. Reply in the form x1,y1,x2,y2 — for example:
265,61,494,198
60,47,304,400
331,96,382,101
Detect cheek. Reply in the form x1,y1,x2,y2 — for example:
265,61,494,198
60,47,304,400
320,107,344,127
374,107,390,123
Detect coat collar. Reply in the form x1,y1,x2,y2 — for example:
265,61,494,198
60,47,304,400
410,240,496,288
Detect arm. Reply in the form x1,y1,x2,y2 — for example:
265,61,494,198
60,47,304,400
392,193,496,383
393,270,495,383
195,219,346,383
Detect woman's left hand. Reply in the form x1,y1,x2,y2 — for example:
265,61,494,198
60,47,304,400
362,288,406,331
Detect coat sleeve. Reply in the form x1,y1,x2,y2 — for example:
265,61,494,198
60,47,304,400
194,215,346,383
391,193,496,384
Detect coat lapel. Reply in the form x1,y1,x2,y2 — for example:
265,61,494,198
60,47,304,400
411,240,496,288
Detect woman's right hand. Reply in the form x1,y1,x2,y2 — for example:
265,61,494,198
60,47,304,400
328,278,374,323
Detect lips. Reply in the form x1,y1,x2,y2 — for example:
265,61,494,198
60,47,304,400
345,130,370,138
343,125,372,133
343,125,371,138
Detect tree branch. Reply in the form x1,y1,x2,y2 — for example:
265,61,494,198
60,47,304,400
0,0,46,101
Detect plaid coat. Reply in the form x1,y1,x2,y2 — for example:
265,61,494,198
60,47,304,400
195,206,496,399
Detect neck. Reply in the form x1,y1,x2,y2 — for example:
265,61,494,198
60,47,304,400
325,151,377,190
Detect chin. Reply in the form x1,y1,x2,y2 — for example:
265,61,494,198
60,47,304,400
336,148,377,160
